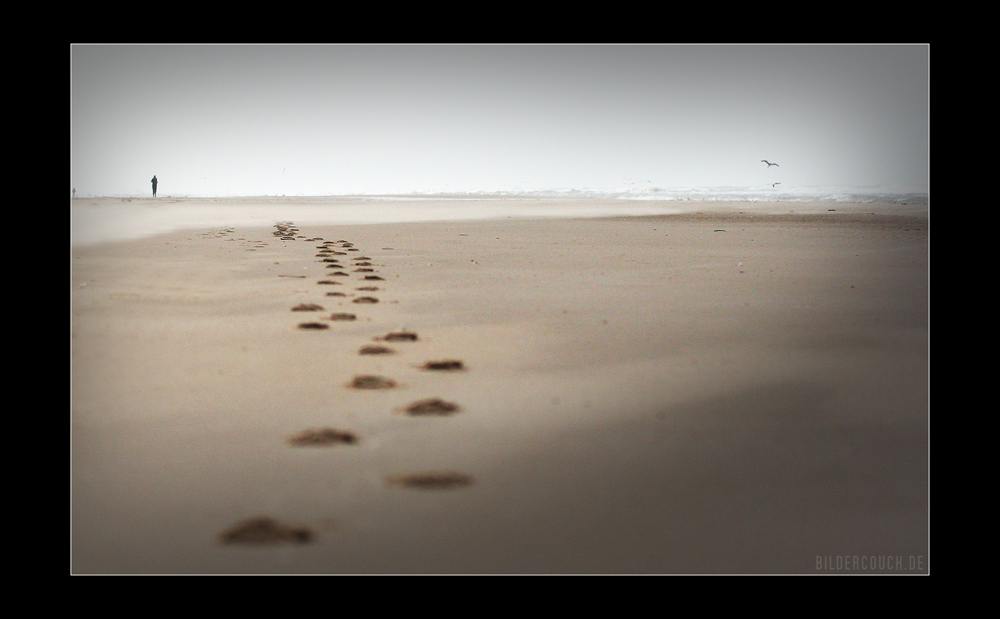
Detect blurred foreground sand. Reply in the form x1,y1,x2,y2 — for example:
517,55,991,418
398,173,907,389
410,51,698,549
71,203,928,573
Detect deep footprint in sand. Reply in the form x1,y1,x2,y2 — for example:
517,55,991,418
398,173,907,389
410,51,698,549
356,286,379,291
298,322,329,330
317,280,341,285
291,303,324,311
379,331,418,342
402,398,460,416
386,472,474,490
363,275,385,281
288,428,358,446
359,345,394,355
353,296,379,304
329,313,357,321
421,360,465,371
349,375,396,389
218,517,313,545
325,291,347,297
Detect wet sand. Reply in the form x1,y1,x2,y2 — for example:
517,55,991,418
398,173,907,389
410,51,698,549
70,202,929,574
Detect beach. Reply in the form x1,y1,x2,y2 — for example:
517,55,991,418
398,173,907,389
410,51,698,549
70,198,929,574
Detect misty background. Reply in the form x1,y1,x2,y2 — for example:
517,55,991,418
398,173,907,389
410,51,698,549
70,44,929,198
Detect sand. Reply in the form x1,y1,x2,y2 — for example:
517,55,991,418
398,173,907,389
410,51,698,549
70,200,929,574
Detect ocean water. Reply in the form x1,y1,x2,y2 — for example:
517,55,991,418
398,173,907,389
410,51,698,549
403,186,929,204
70,186,928,248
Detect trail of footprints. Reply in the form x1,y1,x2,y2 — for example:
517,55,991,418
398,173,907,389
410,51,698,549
219,221,472,546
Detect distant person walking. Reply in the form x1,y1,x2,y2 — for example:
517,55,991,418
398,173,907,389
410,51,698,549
151,175,158,197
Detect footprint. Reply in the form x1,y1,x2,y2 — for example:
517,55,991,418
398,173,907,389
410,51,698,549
402,398,460,416
359,345,394,355
321,258,342,263
363,275,385,281
325,292,347,297
356,286,380,291
329,272,350,277
291,303,324,311
379,331,418,342
298,322,329,330
347,248,359,252
421,360,465,371
329,313,357,321
218,516,313,545
353,256,372,261
349,375,396,389
386,472,474,490
353,296,379,304
353,268,374,273
288,428,358,446
316,280,341,285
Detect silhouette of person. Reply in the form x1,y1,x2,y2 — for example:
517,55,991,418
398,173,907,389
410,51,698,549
151,175,158,197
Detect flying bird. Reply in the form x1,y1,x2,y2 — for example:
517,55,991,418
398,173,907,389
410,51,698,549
772,182,781,188
761,160,779,168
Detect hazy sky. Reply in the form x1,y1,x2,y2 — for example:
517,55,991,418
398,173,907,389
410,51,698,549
71,44,928,197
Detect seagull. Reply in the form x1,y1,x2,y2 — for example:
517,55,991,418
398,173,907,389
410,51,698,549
761,160,779,168
772,182,781,188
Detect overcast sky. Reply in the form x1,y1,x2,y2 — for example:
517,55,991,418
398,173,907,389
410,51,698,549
70,44,928,197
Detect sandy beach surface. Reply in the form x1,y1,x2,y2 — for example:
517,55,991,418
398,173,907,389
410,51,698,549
70,199,928,574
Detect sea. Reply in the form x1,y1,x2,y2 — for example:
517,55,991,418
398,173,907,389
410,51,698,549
71,186,928,248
